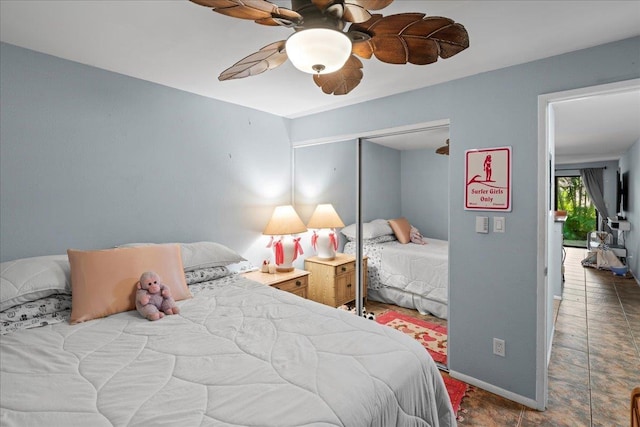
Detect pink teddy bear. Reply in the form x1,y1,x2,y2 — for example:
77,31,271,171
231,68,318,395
135,271,180,321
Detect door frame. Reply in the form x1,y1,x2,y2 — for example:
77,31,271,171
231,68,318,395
536,77,640,410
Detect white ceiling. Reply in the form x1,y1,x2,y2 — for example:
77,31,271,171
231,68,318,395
554,90,640,164
366,125,450,151
1,0,639,159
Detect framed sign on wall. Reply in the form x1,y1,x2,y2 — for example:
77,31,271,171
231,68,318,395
465,146,512,211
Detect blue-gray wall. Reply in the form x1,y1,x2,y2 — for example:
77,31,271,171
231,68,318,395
294,140,445,244
401,149,449,240
293,140,356,257
619,139,640,276
0,42,291,264
293,140,402,259
362,141,402,221
289,37,640,403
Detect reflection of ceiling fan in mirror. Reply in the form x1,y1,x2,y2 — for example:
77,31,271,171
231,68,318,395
436,138,449,156
190,0,470,95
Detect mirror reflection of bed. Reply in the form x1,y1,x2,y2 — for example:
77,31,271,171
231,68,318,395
294,123,450,369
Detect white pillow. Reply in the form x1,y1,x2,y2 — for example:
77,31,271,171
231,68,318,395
341,219,394,239
0,255,71,312
118,241,246,272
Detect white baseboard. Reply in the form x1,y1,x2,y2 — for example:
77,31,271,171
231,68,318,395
553,295,562,301
448,370,543,410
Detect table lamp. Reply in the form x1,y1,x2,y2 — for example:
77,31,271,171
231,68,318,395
307,203,345,260
263,205,307,272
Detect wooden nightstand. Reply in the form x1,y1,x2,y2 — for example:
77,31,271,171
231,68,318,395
304,253,368,307
241,269,309,299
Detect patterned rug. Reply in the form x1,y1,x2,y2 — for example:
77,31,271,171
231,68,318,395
375,310,448,366
376,310,470,419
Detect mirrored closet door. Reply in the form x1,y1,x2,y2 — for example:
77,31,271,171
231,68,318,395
293,124,451,369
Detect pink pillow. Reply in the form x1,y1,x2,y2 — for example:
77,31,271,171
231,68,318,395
68,244,191,324
388,217,412,244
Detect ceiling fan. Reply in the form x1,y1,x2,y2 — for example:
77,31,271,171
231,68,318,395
190,0,470,95
436,138,449,155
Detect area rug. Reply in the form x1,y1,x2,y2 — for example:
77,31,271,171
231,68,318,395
375,310,448,366
441,374,469,418
376,310,470,419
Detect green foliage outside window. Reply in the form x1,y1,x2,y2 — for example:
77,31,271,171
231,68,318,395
556,176,597,241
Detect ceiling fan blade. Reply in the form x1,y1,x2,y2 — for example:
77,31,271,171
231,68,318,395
313,55,364,95
350,13,469,65
219,41,287,81
435,138,450,155
346,0,394,11
309,1,379,23
190,0,302,26
342,4,371,23
349,25,376,59
435,146,449,155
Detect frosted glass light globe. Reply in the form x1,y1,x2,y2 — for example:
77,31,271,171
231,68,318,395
286,28,351,74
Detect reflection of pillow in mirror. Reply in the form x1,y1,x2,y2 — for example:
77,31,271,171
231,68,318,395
345,235,397,244
388,217,412,244
341,219,394,239
68,244,191,324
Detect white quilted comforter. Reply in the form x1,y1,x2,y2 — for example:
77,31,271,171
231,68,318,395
344,239,448,318
1,275,454,426
377,240,448,305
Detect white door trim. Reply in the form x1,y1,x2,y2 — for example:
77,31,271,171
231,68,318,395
536,78,640,410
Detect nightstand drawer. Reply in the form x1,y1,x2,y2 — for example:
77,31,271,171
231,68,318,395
335,261,355,276
272,275,308,293
241,269,309,299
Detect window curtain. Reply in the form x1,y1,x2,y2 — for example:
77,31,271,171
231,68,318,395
580,168,608,229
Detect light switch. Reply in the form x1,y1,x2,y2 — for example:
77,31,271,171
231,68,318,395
494,217,505,233
476,216,489,233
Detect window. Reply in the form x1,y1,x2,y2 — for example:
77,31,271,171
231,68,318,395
555,175,597,247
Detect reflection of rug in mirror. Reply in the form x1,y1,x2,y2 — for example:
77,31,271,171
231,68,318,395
376,310,471,419
376,310,448,365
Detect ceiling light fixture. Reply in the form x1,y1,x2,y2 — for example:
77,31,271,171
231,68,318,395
285,28,352,75
191,0,469,95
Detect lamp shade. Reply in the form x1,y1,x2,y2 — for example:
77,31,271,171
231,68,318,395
285,28,352,74
263,205,307,236
306,204,345,229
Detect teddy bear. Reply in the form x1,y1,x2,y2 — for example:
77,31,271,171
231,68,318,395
135,271,180,321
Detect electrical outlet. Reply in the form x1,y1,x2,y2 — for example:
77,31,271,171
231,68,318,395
493,338,505,357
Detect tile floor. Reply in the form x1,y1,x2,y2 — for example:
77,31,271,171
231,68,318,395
368,246,640,426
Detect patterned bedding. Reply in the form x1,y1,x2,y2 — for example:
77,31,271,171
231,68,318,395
344,239,449,319
0,274,454,426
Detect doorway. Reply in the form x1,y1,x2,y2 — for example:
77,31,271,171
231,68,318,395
555,175,597,248
538,77,640,411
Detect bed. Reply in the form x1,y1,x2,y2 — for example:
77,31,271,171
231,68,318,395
0,242,455,426
342,219,449,319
